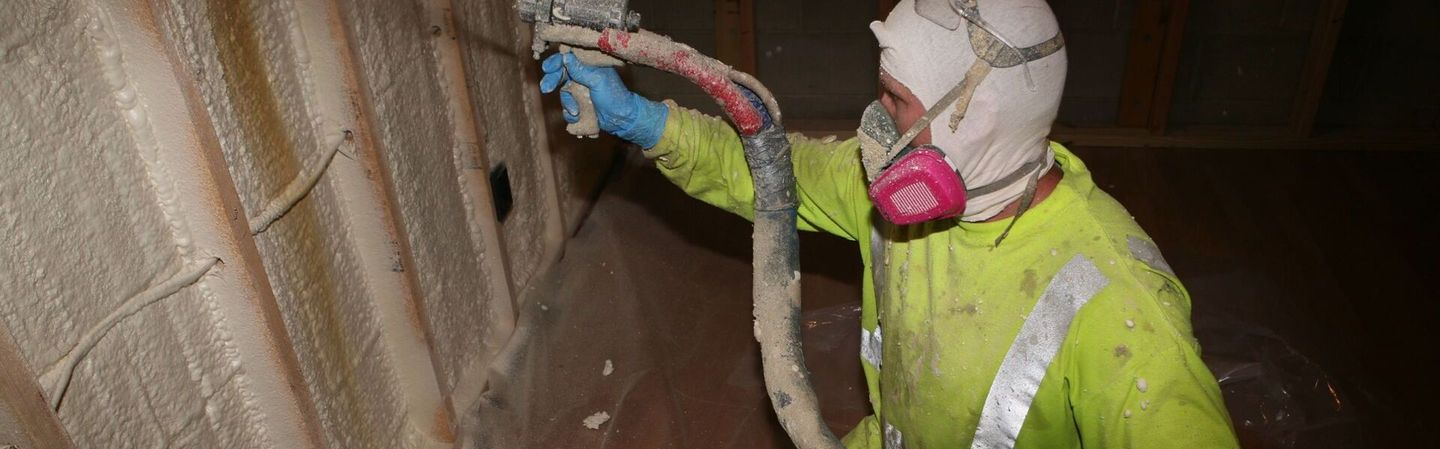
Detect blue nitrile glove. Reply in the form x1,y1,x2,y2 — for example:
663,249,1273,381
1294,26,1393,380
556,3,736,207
539,52,669,148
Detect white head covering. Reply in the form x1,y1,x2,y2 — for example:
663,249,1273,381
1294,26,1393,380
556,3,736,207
870,0,1067,222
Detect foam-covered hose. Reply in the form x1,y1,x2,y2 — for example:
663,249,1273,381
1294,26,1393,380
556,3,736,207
743,125,843,449
535,23,843,449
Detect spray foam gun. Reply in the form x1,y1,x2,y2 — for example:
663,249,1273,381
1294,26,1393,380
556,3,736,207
517,1,843,448
517,0,637,138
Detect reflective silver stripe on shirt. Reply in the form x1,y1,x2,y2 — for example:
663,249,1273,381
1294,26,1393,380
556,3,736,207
970,255,1109,449
867,221,887,372
1127,235,1175,276
870,221,887,298
884,422,904,449
861,325,884,369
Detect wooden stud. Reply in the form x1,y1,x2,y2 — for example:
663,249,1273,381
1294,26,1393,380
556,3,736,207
878,0,899,20
0,330,75,449
715,0,757,74
1291,0,1350,138
1117,0,1167,127
1049,125,1440,151
782,121,1440,152
1117,0,1190,134
1146,0,1190,135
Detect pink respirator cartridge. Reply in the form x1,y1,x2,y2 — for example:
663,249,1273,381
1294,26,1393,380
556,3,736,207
867,146,968,225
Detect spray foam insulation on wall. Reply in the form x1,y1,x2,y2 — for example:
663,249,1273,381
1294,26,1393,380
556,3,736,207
1,0,612,447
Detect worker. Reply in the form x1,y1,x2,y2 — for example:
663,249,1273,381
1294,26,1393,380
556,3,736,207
538,0,1239,447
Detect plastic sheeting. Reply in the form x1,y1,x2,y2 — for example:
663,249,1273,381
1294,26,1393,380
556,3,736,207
467,155,1372,449
1198,318,1361,449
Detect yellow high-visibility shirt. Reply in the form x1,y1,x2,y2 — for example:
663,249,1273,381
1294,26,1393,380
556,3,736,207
646,103,1238,449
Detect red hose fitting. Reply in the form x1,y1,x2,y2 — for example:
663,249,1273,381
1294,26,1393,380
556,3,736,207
597,29,765,135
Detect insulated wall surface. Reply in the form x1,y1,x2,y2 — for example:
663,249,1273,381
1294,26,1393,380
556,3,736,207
2,1,316,448
154,0,430,448
0,0,606,447
334,0,513,407
0,3,249,446
452,0,574,293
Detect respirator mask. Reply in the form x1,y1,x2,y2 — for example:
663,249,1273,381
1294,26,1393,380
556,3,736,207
860,0,1064,227
858,62,1044,226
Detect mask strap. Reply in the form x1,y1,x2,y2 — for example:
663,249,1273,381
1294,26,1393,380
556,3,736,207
889,58,993,157
949,0,1039,91
992,153,1046,248
966,155,1040,198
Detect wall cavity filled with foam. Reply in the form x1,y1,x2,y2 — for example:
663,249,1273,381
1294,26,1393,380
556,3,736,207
0,0,611,448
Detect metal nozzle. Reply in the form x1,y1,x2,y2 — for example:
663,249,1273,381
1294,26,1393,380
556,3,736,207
516,0,641,31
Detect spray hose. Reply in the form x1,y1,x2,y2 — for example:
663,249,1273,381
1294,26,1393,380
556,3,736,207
535,23,844,449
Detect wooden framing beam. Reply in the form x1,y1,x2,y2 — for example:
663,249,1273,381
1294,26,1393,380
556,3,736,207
0,330,75,449
715,0,756,74
1146,0,1190,134
1290,0,1350,138
1050,125,1440,151
878,0,899,20
1117,0,1167,127
1116,0,1191,134
783,120,1440,152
